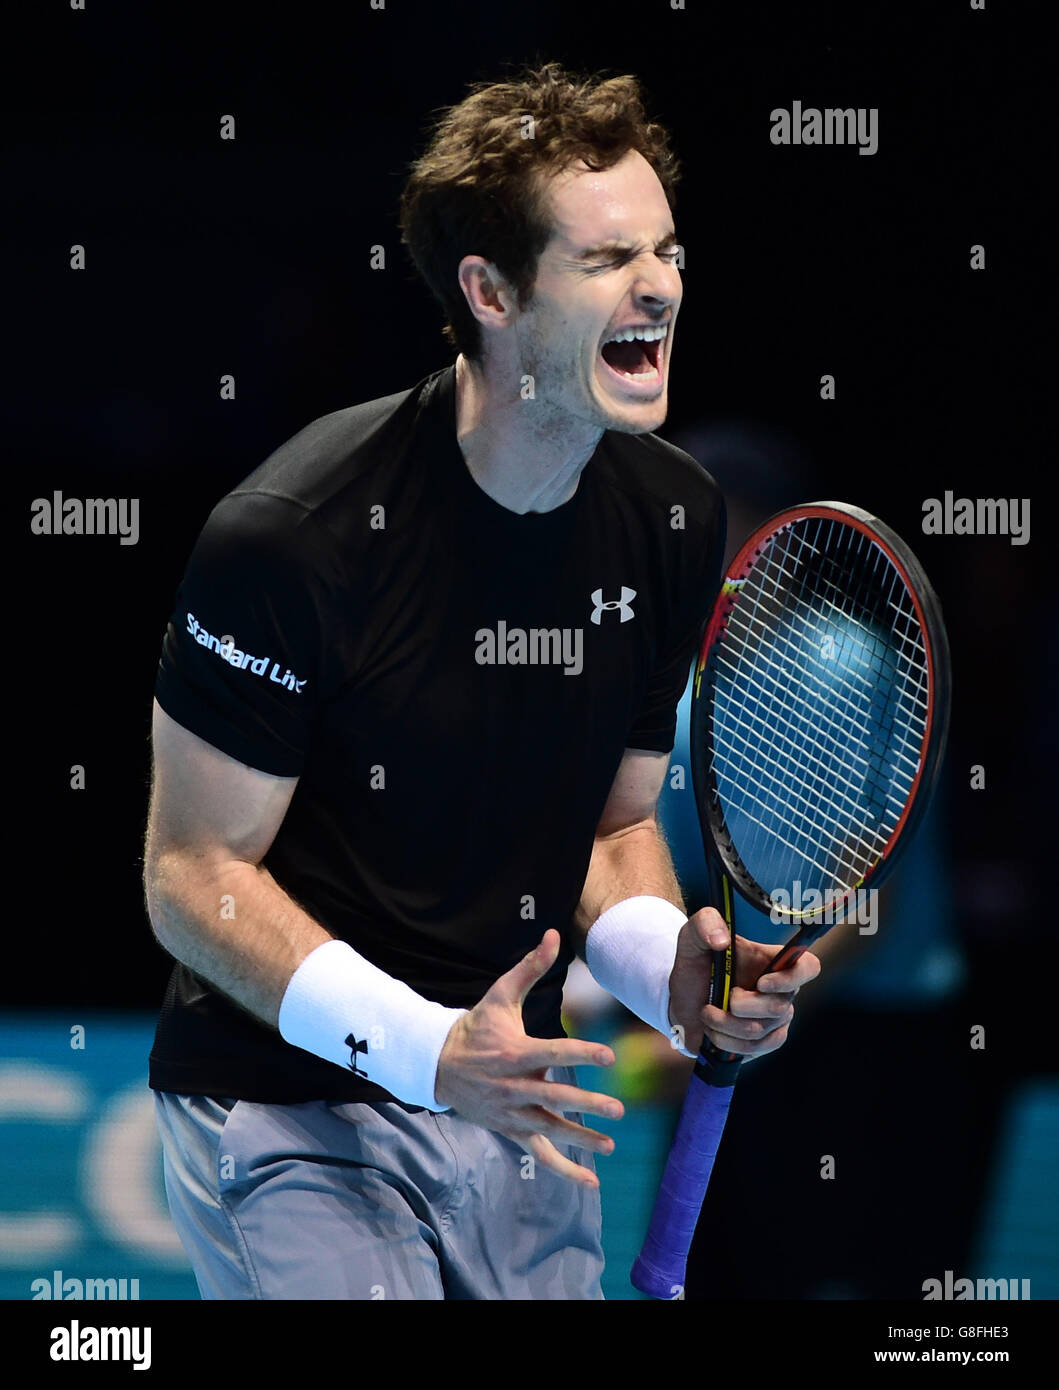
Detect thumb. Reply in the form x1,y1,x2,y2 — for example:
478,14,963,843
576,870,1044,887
681,906,729,955
486,929,561,1010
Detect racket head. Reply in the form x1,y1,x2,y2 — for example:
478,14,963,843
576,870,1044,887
691,500,951,935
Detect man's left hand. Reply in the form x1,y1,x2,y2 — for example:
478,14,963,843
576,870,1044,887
667,906,821,1059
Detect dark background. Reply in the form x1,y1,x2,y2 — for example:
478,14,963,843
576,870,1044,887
4,0,1053,1301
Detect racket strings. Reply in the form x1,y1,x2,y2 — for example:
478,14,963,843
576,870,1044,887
713,571,900,883
723,521,924,889
715,612,915,775
706,517,929,898
718,546,927,774
733,520,922,887
722,527,908,846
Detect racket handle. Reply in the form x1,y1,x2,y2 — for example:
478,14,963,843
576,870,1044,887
630,1054,739,1299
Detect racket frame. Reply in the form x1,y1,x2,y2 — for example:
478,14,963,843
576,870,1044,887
632,499,952,1297
691,500,951,1070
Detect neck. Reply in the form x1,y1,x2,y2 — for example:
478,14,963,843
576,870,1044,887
453,353,602,514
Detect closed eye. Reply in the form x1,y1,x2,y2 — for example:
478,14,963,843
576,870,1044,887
585,245,681,273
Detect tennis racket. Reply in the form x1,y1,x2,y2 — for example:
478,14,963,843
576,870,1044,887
631,500,951,1299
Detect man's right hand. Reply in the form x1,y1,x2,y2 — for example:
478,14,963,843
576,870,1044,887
433,928,623,1188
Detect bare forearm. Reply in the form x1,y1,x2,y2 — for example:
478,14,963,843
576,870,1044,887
145,853,332,1027
571,821,685,957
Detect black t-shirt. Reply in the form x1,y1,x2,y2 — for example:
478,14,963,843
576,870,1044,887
149,364,725,1103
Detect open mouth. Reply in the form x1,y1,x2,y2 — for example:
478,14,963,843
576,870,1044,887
599,324,668,389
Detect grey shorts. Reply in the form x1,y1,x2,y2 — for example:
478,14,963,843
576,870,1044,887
153,1065,605,1300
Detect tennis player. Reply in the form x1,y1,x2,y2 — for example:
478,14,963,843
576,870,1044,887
144,61,820,1301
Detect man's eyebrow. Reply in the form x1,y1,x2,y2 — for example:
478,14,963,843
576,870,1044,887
573,233,679,261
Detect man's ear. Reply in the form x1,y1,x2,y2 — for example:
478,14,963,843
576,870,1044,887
457,255,516,333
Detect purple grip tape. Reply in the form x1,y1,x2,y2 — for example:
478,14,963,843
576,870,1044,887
630,1074,735,1299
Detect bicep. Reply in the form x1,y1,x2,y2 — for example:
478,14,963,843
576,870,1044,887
146,698,299,869
595,747,671,838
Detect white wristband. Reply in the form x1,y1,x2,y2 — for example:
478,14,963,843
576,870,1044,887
278,939,467,1110
584,895,694,1057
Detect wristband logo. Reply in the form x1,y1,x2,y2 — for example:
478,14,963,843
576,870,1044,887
344,1033,369,1077
185,613,307,692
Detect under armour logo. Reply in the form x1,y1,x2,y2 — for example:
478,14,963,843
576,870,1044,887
344,1033,369,1077
590,586,636,624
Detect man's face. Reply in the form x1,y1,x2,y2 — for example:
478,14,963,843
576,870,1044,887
511,147,682,436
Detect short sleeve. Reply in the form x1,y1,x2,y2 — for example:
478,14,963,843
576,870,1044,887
154,492,340,776
625,485,727,754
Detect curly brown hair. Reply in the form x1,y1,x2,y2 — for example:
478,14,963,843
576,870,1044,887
398,61,681,362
